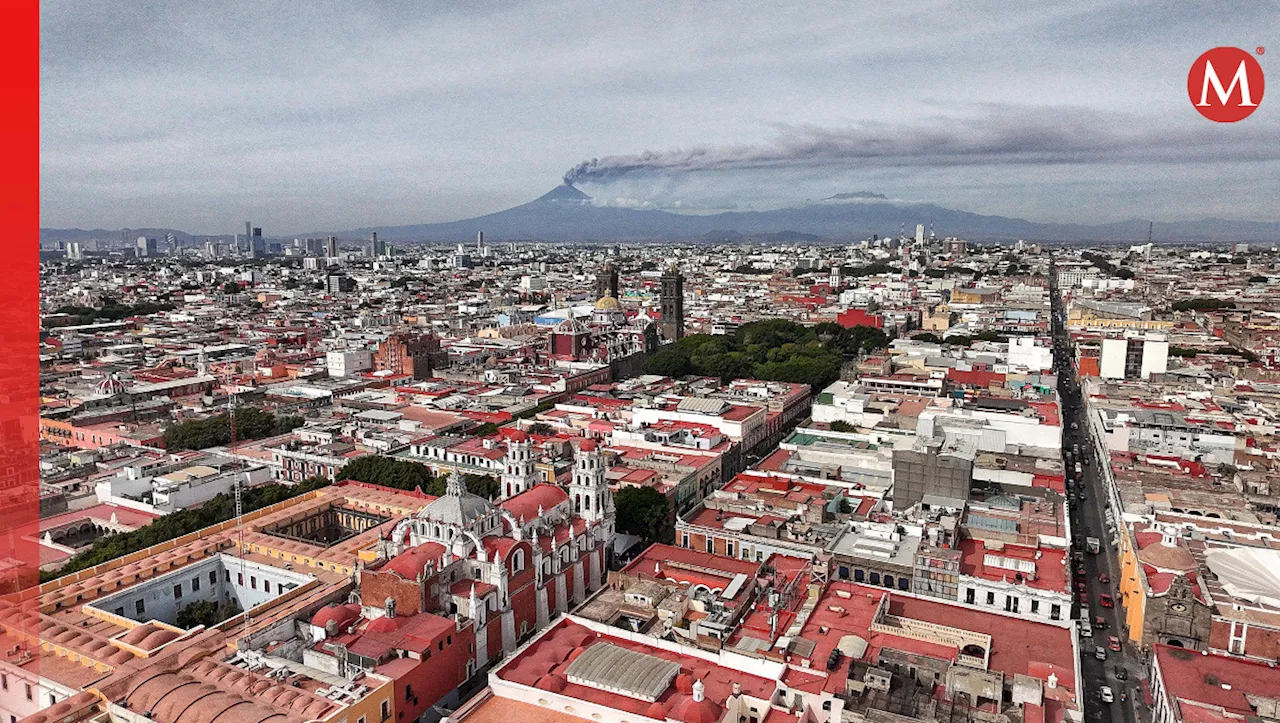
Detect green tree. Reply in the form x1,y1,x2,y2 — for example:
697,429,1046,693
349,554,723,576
829,420,857,433
468,422,500,437
527,422,554,436
163,407,304,450
176,599,226,629
614,486,669,542
337,456,437,491
644,347,695,377
42,476,330,582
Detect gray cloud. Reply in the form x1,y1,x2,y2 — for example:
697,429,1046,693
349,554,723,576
39,0,1280,231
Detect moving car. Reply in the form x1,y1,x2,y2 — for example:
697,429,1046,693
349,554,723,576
1109,636,1122,652
1100,593,1114,608
1114,666,1128,681
1100,686,1114,703
1094,616,1106,629
1098,573,1110,584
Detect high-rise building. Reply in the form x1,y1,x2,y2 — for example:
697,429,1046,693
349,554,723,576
136,236,158,258
594,262,619,300
325,235,339,258
915,224,925,244
659,263,685,341
66,242,82,261
366,232,385,258
249,226,264,258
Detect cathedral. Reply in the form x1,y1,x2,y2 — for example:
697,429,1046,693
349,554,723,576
359,431,615,668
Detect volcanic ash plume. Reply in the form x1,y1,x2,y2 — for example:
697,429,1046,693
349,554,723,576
562,108,1278,186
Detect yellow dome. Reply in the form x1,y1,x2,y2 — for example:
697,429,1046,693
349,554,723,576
594,295,622,311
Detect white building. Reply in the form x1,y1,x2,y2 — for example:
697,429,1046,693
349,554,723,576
326,349,373,378
1099,333,1169,380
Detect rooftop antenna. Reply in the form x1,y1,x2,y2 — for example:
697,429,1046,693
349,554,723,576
223,366,250,648
1148,221,1153,245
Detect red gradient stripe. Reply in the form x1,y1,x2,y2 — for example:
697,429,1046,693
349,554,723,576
0,0,42,684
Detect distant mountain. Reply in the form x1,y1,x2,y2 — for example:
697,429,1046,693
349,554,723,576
41,186,1280,245
39,227,197,245
346,184,1280,243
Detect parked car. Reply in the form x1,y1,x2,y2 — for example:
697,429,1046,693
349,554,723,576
1109,636,1122,652
1100,594,1114,608
1100,686,1114,703
1078,621,1093,638
1095,646,1107,660
1098,573,1110,584
1076,582,1087,593
1078,592,1088,605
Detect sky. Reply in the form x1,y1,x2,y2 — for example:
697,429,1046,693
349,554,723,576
40,0,1279,234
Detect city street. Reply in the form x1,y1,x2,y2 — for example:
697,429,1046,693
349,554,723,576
1050,271,1146,723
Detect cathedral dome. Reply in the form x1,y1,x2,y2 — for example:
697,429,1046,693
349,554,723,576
420,472,495,527
594,295,622,311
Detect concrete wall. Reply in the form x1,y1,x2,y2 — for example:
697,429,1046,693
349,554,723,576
87,553,315,626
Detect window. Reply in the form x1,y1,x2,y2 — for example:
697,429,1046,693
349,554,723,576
251,576,257,590
2,672,7,689
726,541,735,558
192,577,200,592
965,588,975,604
1030,600,1039,614
25,683,32,701
706,538,714,554
225,570,231,582
381,699,391,721
173,584,183,600
1050,604,1061,620
238,573,244,585
136,599,146,616
986,591,995,606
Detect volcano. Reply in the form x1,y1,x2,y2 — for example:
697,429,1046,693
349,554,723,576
343,184,1280,243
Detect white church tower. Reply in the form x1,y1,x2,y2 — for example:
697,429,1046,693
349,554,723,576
502,430,537,498
569,439,612,525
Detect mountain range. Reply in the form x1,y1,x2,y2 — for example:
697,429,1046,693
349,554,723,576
41,185,1280,244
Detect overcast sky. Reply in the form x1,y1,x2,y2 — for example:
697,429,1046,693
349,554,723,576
40,0,1278,234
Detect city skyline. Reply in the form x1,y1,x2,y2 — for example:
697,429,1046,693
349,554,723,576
41,1,1278,233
